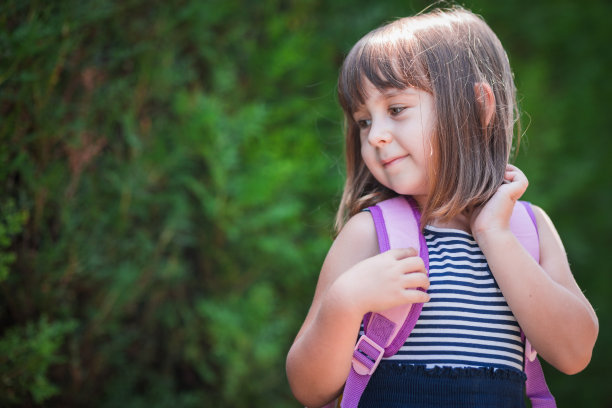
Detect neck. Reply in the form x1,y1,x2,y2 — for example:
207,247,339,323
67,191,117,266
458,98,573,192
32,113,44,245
429,212,471,233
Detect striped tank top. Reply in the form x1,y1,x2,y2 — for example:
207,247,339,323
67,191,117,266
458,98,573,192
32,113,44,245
371,225,524,372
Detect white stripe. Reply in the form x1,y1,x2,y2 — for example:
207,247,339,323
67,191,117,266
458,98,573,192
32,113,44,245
431,284,501,293
414,318,519,329
429,258,487,270
402,336,524,353
410,326,522,338
428,266,491,276
425,225,472,235
428,275,496,285
427,239,479,250
429,250,486,260
386,354,524,371
395,345,523,360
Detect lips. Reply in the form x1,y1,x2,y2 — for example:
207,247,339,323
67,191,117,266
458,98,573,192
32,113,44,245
382,155,407,167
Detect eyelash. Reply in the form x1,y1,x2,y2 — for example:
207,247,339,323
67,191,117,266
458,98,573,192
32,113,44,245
355,106,406,129
390,106,405,115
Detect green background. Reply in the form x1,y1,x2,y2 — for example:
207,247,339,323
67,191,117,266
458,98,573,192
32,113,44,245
1,0,610,406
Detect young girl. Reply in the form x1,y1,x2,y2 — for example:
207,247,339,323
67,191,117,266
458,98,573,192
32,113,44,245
286,6,598,408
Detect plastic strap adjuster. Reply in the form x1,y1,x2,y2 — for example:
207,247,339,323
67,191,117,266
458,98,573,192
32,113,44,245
352,335,384,376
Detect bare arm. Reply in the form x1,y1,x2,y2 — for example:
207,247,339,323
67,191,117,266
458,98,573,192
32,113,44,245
286,211,429,407
472,166,598,374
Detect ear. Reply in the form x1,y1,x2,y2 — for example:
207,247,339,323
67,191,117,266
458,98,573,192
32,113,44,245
474,82,495,127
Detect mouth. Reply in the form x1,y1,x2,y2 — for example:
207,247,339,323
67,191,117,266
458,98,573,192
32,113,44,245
382,155,407,167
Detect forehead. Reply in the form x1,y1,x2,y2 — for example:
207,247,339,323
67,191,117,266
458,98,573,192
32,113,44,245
354,81,422,108
370,83,421,98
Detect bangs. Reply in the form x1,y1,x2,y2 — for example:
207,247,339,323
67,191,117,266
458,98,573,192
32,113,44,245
338,23,431,115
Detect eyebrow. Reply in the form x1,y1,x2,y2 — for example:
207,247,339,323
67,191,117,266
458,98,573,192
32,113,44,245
381,87,419,97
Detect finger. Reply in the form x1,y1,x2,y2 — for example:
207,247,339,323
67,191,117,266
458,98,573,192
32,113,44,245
402,272,430,291
398,255,426,274
506,164,519,172
504,165,527,182
503,169,518,183
403,288,430,304
502,168,528,199
389,247,418,259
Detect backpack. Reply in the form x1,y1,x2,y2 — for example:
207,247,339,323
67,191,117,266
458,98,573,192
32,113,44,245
330,196,556,408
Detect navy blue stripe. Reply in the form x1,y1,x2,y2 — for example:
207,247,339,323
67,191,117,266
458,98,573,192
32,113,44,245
428,297,509,307
426,233,477,241
428,288,504,297
422,306,514,316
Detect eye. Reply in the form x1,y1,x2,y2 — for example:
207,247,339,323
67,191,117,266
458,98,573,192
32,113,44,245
356,118,372,129
389,106,405,115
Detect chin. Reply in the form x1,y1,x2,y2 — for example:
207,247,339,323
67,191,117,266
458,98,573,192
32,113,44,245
390,185,425,196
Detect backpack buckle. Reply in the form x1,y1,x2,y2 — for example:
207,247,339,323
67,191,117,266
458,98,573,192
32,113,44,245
352,334,384,376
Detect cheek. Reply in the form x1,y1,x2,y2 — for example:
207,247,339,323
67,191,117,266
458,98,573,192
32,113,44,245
360,145,379,174
360,143,371,164
361,151,389,189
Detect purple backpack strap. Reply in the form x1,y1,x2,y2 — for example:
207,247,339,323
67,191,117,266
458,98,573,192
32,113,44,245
340,196,429,408
513,201,557,408
511,201,540,262
364,197,430,356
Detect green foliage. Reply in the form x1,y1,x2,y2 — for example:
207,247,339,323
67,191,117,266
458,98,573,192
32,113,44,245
0,200,28,282
1,0,611,407
0,317,77,405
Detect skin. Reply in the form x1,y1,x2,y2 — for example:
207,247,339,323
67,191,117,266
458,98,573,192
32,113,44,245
357,85,434,204
286,81,598,408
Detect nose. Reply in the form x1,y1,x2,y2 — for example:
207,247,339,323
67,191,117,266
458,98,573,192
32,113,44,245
367,119,392,146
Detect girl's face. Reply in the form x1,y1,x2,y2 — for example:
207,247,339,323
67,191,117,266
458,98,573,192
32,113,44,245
353,81,435,207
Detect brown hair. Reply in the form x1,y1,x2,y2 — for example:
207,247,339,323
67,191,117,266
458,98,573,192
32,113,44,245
335,6,519,232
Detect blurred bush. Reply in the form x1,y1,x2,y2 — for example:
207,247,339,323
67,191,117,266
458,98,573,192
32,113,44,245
1,0,610,406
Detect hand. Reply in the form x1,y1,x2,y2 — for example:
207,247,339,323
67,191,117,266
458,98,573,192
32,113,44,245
333,247,430,316
470,164,529,239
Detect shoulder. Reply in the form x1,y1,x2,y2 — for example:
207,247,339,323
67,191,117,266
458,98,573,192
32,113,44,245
530,204,552,225
529,204,562,246
340,210,378,238
528,204,572,275
516,202,556,238
321,211,380,283
332,211,380,260
303,211,380,315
